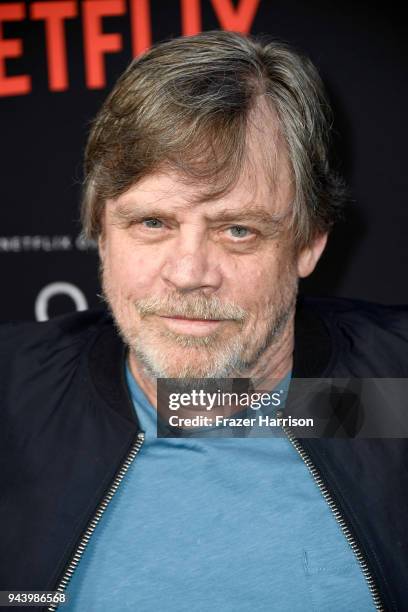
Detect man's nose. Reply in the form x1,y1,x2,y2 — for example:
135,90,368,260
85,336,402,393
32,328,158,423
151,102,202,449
160,234,222,293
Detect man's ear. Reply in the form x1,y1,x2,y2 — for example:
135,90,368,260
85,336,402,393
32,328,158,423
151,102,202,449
98,212,106,261
297,233,328,278
98,229,106,263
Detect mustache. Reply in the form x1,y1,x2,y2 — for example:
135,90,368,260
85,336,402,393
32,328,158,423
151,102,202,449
133,294,248,321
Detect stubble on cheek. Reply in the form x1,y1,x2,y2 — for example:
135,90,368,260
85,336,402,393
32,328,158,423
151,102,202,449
99,262,239,376
99,257,140,340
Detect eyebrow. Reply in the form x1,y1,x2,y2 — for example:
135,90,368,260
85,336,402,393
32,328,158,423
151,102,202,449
111,203,289,232
203,207,288,227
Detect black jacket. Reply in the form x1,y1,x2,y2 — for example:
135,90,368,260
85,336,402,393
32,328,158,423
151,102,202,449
1,296,408,611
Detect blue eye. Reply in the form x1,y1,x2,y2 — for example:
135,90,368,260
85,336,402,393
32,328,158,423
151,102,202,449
143,218,163,228
229,225,250,238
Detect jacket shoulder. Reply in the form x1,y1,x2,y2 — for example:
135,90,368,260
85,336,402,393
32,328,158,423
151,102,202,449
0,308,112,372
302,296,408,376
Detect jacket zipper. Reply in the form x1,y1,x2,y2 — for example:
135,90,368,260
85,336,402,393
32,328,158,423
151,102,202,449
280,417,384,611
47,431,145,612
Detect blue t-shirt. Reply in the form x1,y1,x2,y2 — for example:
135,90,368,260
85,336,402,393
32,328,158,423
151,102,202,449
64,367,374,611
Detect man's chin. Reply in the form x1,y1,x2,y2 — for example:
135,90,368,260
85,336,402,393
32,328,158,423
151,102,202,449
129,334,245,379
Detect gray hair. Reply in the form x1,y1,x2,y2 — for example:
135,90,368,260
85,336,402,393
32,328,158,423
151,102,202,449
82,30,345,249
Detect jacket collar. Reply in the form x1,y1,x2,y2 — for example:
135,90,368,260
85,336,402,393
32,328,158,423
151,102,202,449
292,295,332,377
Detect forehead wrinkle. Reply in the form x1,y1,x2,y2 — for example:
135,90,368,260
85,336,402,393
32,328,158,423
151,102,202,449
108,180,195,216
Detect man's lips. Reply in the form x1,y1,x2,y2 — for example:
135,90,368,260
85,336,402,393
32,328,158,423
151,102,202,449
156,314,225,335
160,315,221,321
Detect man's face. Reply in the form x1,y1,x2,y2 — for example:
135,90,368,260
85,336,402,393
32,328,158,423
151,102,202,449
99,124,325,379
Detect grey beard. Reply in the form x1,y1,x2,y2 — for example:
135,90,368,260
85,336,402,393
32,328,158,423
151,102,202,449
101,260,298,382
128,291,296,382
130,333,246,381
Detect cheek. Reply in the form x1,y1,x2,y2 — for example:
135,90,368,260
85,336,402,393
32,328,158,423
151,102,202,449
104,236,160,297
239,248,295,309
227,247,283,295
